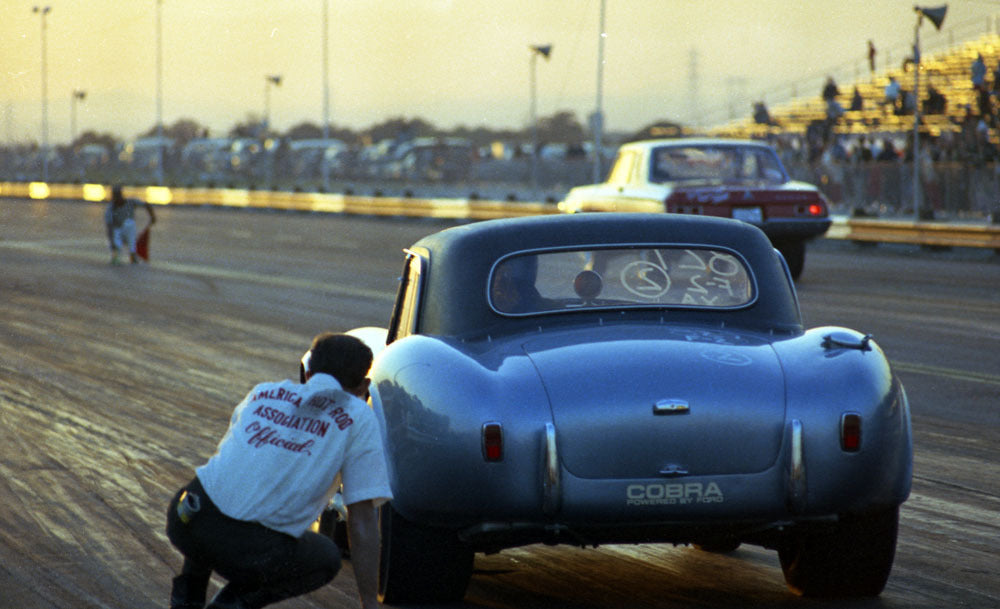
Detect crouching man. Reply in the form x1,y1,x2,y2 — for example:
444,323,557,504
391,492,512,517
166,332,391,609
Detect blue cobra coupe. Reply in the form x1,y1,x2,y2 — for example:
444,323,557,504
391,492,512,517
336,212,912,603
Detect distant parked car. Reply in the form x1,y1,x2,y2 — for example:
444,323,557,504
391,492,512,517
285,138,346,178
74,143,112,169
559,138,832,279
328,212,912,603
384,137,475,182
120,135,174,171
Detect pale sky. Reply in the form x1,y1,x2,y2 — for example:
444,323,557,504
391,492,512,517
2,1,997,144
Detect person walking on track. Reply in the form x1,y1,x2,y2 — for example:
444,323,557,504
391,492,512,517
104,184,156,264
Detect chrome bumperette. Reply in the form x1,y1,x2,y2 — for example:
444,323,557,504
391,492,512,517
542,423,561,514
787,419,806,513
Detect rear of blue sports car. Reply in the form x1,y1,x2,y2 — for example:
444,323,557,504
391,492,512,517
365,213,912,603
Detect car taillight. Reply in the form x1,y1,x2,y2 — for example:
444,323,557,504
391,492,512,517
482,422,503,461
808,203,825,216
841,413,862,452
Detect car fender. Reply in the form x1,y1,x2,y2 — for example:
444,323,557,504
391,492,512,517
773,326,913,515
368,334,554,526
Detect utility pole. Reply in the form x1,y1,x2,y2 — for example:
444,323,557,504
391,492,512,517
688,48,700,129
321,0,331,191
529,44,552,191
71,89,86,144
592,0,606,184
156,0,165,185
33,5,51,181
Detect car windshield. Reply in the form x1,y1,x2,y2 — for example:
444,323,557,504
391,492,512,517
489,246,754,315
649,145,787,185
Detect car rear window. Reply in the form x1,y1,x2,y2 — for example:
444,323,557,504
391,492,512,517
489,247,755,315
650,145,787,184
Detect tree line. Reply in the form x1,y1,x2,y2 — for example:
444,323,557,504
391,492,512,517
67,110,683,152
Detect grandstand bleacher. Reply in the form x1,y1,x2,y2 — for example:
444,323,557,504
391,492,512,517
710,33,1000,141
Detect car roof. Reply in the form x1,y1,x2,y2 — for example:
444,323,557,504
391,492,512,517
620,138,774,151
410,213,802,339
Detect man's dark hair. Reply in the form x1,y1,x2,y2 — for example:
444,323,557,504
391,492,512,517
307,333,373,389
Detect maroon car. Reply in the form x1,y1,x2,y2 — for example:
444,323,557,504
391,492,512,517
560,138,831,279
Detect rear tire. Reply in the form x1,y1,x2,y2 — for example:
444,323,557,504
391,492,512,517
778,507,899,597
378,504,474,604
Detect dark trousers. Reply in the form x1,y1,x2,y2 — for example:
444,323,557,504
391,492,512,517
166,477,341,609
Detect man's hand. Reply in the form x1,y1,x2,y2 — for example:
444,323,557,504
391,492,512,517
346,499,381,609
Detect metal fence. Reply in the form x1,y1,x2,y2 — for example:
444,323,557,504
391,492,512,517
3,147,998,219
785,160,1000,219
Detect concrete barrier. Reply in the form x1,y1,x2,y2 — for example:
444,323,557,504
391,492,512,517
3,181,996,249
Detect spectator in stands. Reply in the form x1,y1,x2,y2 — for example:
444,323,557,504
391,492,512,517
992,60,1000,96
855,136,873,162
916,134,941,213
958,106,979,160
976,117,991,138
822,76,840,103
976,121,998,162
820,77,842,125
883,76,901,112
826,97,845,123
827,137,849,162
977,85,994,122
876,138,899,162
850,86,864,112
960,103,976,125
972,53,987,91
868,40,877,74
923,84,946,115
936,129,957,162
896,89,915,116
753,101,777,126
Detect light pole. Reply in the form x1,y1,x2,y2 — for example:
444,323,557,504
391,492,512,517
156,0,164,185
264,74,282,134
912,5,947,221
321,0,331,191
529,44,552,191
263,74,282,187
592,0,606,184
33,5,51,182
70,89,86,145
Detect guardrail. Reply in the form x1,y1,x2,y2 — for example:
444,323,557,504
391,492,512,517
0,181,555,221
825,216,1000,249
3,181,997,250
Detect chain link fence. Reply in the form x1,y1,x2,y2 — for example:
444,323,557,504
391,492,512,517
785,159,1000,219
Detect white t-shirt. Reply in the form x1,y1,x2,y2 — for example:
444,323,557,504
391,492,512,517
196,372,392,537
